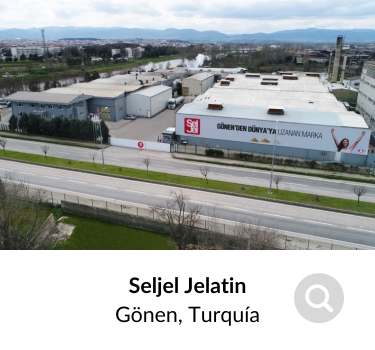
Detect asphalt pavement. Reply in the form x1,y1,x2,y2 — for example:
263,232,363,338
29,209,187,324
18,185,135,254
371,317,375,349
1,159,375,247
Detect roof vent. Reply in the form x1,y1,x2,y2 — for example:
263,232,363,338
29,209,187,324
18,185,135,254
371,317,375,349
208,102,223,110
261,81,278,86
246,74,260,78
280,72,293,75
268,106,284,115
226,77,235,81
263,78,278,81
220,80,230,86
283,75,298,80
306,73,320,77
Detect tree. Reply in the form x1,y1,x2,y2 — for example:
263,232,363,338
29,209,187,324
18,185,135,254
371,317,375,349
200,167,210,184
91,71,100,80
8,115,18,132
18,113,29,133
84,71,92,82
0,139,7,154
353,186,367,205
143,158,151,173
273,175,282,193
13,57,18,62
43,81,51,91
0,177,59,250
232,222,282,250
89,152,97,166
28,79,40,92
41,145,49,160
151,190,202,250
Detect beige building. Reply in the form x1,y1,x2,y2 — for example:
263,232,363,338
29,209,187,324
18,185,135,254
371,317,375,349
182,73,215,96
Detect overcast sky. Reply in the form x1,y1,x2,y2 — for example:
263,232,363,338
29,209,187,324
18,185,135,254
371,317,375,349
1,0,375,34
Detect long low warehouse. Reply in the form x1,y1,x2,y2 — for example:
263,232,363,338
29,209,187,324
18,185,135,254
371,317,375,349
176,102,371,165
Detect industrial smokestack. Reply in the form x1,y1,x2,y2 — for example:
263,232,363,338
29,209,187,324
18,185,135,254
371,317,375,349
331,36,343,83
340,55,348,84
327,52,333,79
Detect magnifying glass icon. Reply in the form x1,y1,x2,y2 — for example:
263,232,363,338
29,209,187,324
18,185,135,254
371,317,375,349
305,284,333,313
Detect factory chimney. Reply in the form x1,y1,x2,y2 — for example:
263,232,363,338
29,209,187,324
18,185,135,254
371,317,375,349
331,36,343,83
340,56,348,84
327,52,333,79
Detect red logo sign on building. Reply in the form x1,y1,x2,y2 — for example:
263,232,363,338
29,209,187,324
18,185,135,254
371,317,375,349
138,141,144,148
358,149,365,153
185,118,200,135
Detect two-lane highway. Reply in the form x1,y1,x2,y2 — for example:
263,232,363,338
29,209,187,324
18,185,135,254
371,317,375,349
2,137,375,203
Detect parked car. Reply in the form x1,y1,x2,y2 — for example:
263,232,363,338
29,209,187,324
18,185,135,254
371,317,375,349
123,115,135,120
370,132,375,147
0,100,7,105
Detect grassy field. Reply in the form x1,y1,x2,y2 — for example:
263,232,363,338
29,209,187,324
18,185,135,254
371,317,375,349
0,56,178,81
57,214,176,250
1,149,374,215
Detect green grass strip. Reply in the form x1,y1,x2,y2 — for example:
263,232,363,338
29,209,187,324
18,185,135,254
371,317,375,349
56,214,176,250
1,149,374,215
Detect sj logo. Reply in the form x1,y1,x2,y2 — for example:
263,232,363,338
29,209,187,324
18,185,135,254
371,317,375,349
185,118,200,135
138,141,144,148
358,149,365,153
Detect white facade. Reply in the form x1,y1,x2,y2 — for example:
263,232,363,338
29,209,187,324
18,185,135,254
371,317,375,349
126,85,172,117
10,45,61,59
182,73,215,96
111,49,121,56
125,48,133,59
357,62,375,124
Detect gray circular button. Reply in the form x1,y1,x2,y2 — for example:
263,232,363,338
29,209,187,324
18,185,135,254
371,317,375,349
294,273,344,323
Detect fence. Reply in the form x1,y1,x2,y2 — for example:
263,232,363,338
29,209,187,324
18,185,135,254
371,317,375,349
26,185,368,250
110,137,171,152
175,145,375,175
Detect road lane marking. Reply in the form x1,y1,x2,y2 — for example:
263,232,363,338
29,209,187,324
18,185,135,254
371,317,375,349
125,190,146,194
44,176,60,180
95,184,116,189
348,227,375,234
67,180,87,184
19,172,36,176
224,206,250,212
0,167,12,171
263,213,293,219
304,220,333,226
159,166,173,168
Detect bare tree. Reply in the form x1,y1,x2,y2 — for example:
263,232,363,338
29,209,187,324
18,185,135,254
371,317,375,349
89,152,97,166
150,190,201,250
353,186,367,205
200,166,210,184
273,175,282,193
41,145,49,160
0,177,59,250
143,158,151,174
232,222,282,250
0,139,7,154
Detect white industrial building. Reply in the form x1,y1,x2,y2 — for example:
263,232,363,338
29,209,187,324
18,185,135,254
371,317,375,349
176,72,373,165
126,85,172,118
357,62,375,125
10,45,61,58
182,73,215,96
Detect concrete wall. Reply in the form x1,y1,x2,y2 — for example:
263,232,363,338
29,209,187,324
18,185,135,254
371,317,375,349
366,151,375,167
110,137,170,152
150,89,172,117
12,100,88,120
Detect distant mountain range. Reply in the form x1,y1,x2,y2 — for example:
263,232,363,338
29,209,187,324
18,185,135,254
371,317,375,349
0,27,374,43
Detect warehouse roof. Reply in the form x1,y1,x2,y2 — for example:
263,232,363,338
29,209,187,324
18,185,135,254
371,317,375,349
177,102,368,129
130,85,171,97
44,82,140,98
184,73,214,81
6,91,92,104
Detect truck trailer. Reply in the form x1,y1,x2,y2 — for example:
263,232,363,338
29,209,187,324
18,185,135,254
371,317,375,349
167,96,184,110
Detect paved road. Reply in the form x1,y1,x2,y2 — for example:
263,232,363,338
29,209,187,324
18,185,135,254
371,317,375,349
2,137,375,203
1,159,375,247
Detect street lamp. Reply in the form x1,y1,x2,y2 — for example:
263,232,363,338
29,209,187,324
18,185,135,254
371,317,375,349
91,107,108,169
268,119,278,194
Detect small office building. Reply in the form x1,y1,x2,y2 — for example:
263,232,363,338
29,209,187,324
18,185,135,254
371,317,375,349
182,73,215,96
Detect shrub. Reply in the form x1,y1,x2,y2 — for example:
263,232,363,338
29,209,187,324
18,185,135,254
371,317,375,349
205,149,224,157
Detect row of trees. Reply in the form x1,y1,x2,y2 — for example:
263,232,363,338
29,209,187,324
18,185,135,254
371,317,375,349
8,113,109,143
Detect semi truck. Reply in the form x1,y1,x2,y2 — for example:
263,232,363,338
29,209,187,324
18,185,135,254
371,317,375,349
167,96,184,110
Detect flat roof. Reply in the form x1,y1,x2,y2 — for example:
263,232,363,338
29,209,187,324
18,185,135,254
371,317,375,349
44,82,140,98
91,74,167,86
196,73,346,112
6,91,92,104
178,102,368,129
131,85,171,97
184,73,214,81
